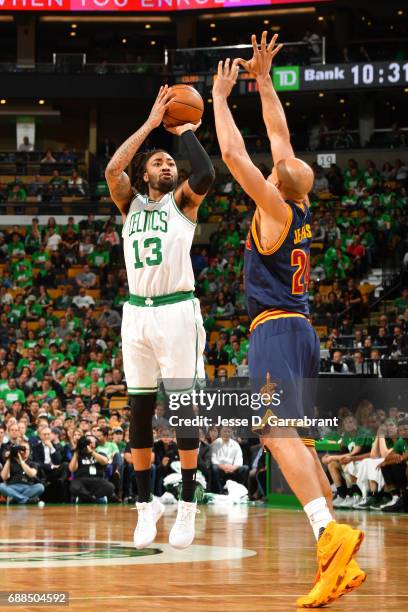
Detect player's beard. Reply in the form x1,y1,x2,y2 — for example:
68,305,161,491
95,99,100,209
151,174,177,193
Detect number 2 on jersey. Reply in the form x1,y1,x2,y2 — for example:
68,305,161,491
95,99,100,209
291,249,310,294
133,237,163,269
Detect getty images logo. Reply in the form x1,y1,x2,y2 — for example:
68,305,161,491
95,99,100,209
273,66,300,91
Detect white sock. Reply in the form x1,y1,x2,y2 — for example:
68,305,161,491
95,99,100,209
303,497,334,541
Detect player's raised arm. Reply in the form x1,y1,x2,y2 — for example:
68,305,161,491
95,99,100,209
164,120,215,223
239,32,294,165
105,85,173,217
212,58,286,219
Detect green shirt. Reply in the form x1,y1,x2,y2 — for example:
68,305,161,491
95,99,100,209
394,297,408,311
0,388,26,405
9,304,26,324
88,251,110,268
112,295,127,308
96,441,119,462
75,377,92,393
86,361,110,376
34,388,57,400
338,429,373,453
7,241,25,256
32,251,50,266
0,380,10,392
393,438,408,454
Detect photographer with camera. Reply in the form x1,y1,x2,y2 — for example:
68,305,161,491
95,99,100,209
69,434,115,503
0,441,45,505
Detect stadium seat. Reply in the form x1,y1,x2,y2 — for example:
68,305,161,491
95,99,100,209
225,365,236,378
47,289,63,299
217,320,233,329
53,310,67,319
108,396,129,411
27,321,40,331
205,365,215,380
67,266,84,278
87,289,100,300
315,325,328,338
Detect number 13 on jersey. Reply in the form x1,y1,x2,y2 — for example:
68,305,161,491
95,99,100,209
291,249,310,295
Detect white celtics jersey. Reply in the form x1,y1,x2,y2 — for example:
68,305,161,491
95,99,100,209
122,191,196,296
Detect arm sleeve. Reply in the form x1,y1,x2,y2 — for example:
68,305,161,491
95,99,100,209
180,130,215,196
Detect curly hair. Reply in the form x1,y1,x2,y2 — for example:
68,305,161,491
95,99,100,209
133,149,168,195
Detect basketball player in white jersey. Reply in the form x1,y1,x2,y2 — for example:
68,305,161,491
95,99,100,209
105,86,215,549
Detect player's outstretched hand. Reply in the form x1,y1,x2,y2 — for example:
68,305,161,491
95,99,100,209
238,31,283,79
147,85,174,129
163,120,202,135
212,58,240,99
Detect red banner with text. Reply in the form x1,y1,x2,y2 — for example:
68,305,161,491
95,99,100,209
0,0,328,13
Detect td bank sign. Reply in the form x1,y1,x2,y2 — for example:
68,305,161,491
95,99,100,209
272,66,300,91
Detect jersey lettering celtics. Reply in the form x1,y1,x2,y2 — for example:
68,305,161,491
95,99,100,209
122,191,196,296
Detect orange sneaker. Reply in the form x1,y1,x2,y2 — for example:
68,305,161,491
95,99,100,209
311,558,367,602
296,521,364,608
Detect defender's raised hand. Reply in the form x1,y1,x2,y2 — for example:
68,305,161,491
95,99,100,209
147,85,174,129
238,31,283,79
212,58,240,99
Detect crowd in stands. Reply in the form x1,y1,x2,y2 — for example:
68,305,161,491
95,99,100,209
320,405,408,513
0,146,88,204
0,155,407,507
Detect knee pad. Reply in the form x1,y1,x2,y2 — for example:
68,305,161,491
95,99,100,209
129,394,156,449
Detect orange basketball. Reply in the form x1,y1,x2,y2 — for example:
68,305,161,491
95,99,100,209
164,84,204,128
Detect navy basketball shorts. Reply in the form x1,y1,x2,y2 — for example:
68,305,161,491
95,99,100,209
248,316,320,442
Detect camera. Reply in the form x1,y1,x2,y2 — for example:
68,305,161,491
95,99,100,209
9,444,26,459
76,436,91,456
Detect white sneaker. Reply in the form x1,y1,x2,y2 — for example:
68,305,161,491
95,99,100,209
152,496,165,522
333,495,346,508
380,494,399,509
338,495,355,508
169,500,198,550
351,495,363,508
133,498,165,549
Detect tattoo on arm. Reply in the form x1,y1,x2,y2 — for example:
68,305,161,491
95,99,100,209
105,120,152,211
107,121,152,176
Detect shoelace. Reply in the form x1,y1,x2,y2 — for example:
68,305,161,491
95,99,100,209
136,506,152,531
176,504,199,526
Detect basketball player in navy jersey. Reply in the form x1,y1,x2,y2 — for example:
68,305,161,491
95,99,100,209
213,33,366,607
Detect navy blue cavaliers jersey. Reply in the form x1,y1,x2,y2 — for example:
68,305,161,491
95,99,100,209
244,200,312,322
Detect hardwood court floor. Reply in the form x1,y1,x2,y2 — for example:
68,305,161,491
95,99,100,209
0,504,407,611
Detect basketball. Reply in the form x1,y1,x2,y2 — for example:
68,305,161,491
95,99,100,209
164,84,204,127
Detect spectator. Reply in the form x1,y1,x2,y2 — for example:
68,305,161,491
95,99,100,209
69,434,114,503
312,166,329,196
31,426,69,502
18,136,34,152
75,263,97,289
41,149,57,164
153,428,179,496
67,170,86,196
210,426,249,493
0,441,45,505
97,305,121,330
330,350,349,374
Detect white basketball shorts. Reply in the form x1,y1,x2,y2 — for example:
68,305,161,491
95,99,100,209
121,297,206,395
